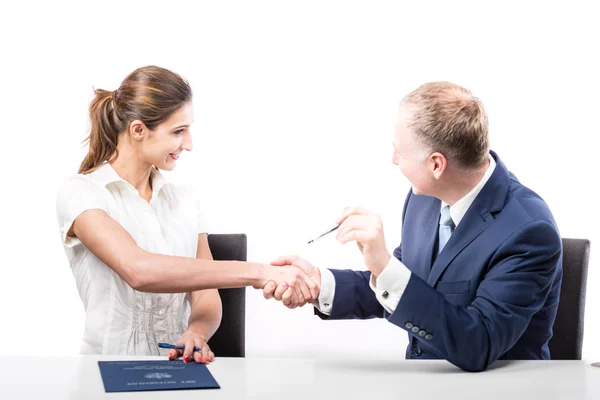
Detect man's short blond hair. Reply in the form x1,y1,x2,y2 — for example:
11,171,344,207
401,81,489,170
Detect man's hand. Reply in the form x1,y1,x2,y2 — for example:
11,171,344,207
335,206,391,277
254,262,319,308
262,256,322,309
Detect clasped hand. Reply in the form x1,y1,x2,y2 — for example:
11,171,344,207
255,262,320,308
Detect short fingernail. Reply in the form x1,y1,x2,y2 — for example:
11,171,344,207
184,355,190,363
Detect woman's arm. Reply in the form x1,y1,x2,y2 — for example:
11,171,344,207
187,234,222,342
170,234,223,363
70,209,317,300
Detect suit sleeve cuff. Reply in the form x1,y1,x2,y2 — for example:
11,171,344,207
369,256,412,313
312,267,335,316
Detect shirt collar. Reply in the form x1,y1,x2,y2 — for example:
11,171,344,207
441,154,496,227
87,162,122,186
149,167,167,196
88,163,168,198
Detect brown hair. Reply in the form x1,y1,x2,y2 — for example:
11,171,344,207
79,66,192,174
401,81,489,170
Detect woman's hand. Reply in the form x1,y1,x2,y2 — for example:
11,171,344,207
168,329,214,364
254,264,319,308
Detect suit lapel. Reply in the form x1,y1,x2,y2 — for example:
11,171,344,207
413,200,441,281
426,198,492,286
426,150,511,287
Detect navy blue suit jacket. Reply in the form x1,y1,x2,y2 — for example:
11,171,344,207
316,151,563,372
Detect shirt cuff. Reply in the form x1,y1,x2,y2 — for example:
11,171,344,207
369,257,412,313
313,267,336,316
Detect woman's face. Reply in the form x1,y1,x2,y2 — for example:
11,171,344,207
136,102,194,171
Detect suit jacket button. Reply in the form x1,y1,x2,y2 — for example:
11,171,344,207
413,346,422,356
382,291,389,299
425,334,433,341
418,330,426,337
405,322,413,329
411,326,420,334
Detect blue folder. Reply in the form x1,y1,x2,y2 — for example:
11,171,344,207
98,360,220,392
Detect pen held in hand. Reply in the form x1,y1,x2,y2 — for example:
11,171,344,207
308,225,339,244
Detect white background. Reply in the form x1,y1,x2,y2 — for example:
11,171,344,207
0,1,597,361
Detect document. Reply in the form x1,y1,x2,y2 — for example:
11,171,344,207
98,360,220,392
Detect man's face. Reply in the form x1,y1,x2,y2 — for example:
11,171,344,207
392,106,433,196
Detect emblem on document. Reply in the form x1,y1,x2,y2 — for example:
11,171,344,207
144,373,173,379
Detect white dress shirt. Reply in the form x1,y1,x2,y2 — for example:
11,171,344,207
55,163,208,355
316,155,496,315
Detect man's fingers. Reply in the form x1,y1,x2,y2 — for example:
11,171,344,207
336,215,374,241
271,255,299,266
306,274,319,300
297,273,312,304
336,206,370,225
336,216,358,241
337,230,371,245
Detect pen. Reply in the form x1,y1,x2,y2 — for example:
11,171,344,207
307,225,339,244
158,342,202,352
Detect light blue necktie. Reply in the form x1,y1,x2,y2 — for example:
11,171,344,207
438,205,454,254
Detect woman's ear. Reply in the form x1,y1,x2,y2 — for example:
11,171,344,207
129,120,146,141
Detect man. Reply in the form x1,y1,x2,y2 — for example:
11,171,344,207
263,81,563,372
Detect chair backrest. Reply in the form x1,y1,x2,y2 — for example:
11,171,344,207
549,238,591,359
207,233,247,357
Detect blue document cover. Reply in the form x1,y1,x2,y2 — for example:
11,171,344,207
98,360,220,392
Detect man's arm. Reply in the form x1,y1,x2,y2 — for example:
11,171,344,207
266,256,387,319
314,268,385,320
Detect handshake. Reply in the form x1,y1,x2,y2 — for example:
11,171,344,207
255,256,322,309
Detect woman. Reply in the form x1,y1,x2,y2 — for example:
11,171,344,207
56,66,316,364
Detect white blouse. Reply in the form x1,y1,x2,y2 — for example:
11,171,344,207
55,163,208,356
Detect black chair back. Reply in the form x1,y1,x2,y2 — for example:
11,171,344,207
549,238,591,359
207,233,247,357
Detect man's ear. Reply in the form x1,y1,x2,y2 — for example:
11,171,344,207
129,120,146,141
430,152,447,180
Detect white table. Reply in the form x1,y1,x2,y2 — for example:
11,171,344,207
1,356,599,399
